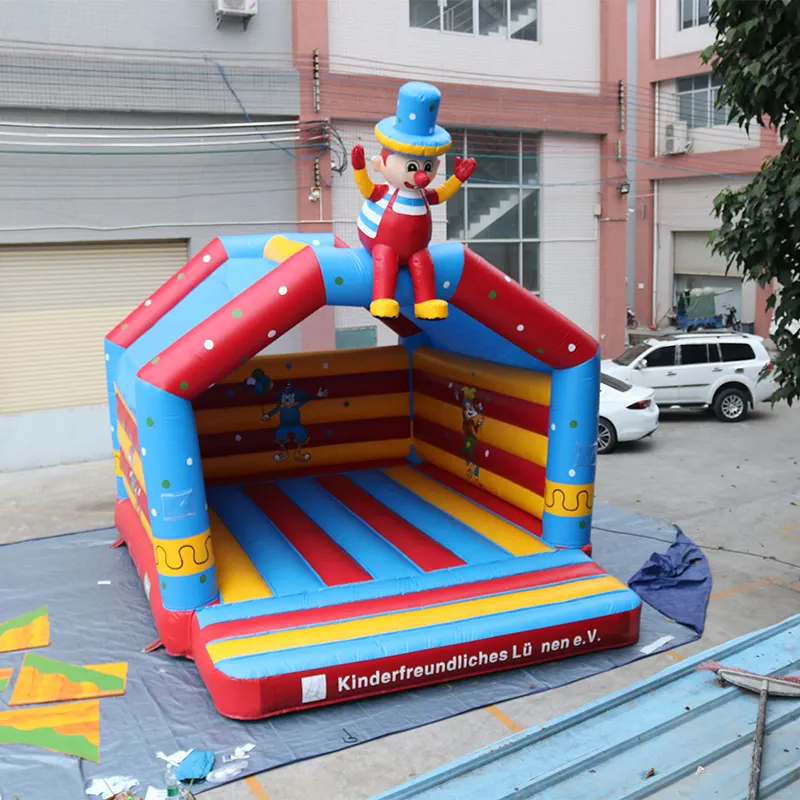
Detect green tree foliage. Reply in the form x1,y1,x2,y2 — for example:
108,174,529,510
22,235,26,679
703,0,800,403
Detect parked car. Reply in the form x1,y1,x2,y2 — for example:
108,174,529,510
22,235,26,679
597,373,659,454
602,332,776,422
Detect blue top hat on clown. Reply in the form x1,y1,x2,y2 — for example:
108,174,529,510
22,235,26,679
351,81,477,321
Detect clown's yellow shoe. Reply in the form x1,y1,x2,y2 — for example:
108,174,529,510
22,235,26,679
370,298,400,318
414,299,449,320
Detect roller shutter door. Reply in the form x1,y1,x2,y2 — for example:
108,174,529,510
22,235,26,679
673,231,729,276
0,240,188,414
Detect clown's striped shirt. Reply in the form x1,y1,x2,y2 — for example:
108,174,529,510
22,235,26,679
357,184,429,239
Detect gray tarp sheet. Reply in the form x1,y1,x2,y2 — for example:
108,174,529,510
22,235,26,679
0,502,704,799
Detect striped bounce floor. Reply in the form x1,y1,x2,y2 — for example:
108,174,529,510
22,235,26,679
206,462,550,603
192,459,641,719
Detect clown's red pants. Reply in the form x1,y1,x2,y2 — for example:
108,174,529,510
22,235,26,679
358,233,436,306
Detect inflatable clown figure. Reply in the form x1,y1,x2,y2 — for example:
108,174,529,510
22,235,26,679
352,81,477,321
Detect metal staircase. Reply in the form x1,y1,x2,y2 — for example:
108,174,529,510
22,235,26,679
480,2,538,39
464,188,519,239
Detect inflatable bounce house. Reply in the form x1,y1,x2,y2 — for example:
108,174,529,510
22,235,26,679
104,83,641,720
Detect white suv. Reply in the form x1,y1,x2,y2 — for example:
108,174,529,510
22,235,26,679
602,333,777,422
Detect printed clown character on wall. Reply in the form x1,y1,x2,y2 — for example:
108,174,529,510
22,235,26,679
245,371,328,462
456,385,484,479
352,81,476,321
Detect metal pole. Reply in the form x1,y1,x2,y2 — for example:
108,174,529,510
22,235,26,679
625,0,638,310
748,679,769,800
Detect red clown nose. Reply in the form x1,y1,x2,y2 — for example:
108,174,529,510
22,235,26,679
414,171,431,188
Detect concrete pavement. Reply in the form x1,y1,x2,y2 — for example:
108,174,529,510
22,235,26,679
0,402,798,799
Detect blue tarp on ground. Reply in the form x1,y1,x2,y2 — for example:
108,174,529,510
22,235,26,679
0,502,708,800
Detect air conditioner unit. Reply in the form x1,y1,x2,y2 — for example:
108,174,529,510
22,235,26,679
664,120,692,155
215,0,257,29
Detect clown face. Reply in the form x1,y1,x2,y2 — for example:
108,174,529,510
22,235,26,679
463,400,479,420
280,390,297,407
371,151,441,191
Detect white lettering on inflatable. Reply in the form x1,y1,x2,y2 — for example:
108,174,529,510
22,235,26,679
333,634,606,695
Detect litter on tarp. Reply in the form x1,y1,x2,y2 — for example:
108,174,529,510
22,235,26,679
175,750,215,782
85,776,139,798
223,743,256,763
155,750,193,768
206,763,247,783
640,635,674,655
144,789,167,800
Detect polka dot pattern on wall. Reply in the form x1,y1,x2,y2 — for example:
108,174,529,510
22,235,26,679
105,353,110,361
144,299,152,307
186,457,193,466
232,309,243,319
268,330,276,338
179,381,189,391
568,469,576,477
203,254,211,263
151,509,158,518
516,324,524,332
551,423,556,431
142,447,147,456
484,449,490,457
568,343,576,352
278,285,288,296
443,281,450,289
203,339,214,350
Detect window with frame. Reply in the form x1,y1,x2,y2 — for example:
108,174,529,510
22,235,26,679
677,74,729,129
679,343,710,365
680,0,709,29
720,342,755,362
410,0,539,41
445,129,540,292
643,346,676,368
